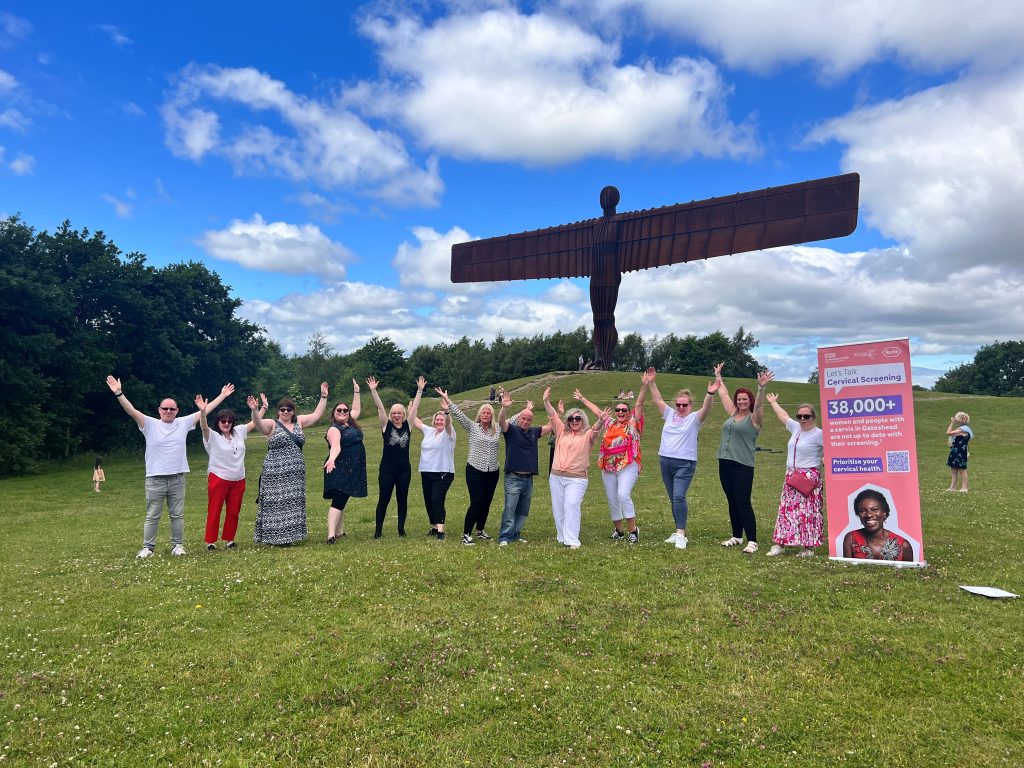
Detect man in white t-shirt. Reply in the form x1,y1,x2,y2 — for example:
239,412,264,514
106,375,233,558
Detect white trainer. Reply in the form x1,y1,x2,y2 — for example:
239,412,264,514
767,545,786,557
136,547,154,559
171,545,187,556
675,535,688,550
664,532,678,544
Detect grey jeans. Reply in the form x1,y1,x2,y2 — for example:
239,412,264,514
143,473,186,549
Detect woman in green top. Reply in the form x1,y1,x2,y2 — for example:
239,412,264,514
713,363,774,554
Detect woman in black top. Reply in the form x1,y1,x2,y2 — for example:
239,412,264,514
367,375,425,538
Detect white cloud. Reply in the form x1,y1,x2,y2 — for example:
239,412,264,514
198,214,353,279
351,7,755,164
0,108,29,131
9,152,34,175
160,63,443,207
809,70,1024,276
0,13,31,46
122,101,145,117
101,192,132,218
99,24,132,47
291,191,349,224
393,225,490,293
569,0,1024,76
0,69,16,92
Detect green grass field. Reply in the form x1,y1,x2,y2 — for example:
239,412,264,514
1,371,1021,767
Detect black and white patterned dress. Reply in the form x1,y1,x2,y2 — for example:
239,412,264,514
254,421,308,544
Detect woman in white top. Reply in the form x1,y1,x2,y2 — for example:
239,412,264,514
764,394,824,557
196,392,267,550
415,390,457,541
645,368,720,550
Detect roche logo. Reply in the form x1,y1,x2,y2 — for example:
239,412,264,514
882,346,901,358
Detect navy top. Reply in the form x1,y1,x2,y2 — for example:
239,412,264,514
503,424,543,475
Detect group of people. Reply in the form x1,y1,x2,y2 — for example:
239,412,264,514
107,363,843,561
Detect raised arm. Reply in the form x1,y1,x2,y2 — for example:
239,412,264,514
946,418,967,436
195,394,211,440
765,391,790,427
106,375,145,429
752,370,774,429
245,393,269,432
407,376,426,426
434,387,455,437
367,376,388,432
248,394,273,436
297,382,329,428
645,368,668,413
349,378,362,421
634,370,651,414
695,380,718,423
543,387,564,433
498,392,513,432
190,383,234,424
713,362,736,415
573,387,603,419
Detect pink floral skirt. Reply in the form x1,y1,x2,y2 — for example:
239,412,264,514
771,467,823,547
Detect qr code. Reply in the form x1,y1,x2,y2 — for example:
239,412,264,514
886,450,911,473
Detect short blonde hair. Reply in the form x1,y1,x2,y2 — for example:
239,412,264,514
675,389,693,404
954,411,970,425
563,407,590,430
475,403,497,434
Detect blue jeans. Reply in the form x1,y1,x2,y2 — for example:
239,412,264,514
499,474,534,542
659,457,696,530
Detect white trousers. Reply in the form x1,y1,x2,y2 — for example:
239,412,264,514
601,463,639,522
549,474,588,547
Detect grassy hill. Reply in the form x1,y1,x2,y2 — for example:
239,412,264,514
0,371,1021,767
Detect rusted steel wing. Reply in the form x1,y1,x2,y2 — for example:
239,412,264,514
450,172,860,283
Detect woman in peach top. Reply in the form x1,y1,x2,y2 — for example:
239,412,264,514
542,387,608,549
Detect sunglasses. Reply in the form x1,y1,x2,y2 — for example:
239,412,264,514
615,407,629,413
335,407,349,413
567,415,583,422
278,406,294,412
218,418,234,424
796,413,815,421
674,402,690,408
159,406,178,412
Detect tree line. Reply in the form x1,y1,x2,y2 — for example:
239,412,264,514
1,215,762,475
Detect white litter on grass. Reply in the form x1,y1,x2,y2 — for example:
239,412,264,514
959,586,1018,599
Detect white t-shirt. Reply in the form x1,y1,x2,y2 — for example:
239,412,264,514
658,405,703,460
141,416,196,477
785,420,823,469
418,424,456,472
203,425,249,481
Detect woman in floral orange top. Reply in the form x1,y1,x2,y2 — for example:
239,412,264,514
574,369,650,543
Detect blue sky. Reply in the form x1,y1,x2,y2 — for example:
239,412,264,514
3,2,1023,385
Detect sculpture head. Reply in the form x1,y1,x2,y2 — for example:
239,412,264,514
600,185,620,216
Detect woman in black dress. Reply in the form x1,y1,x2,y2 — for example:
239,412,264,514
945,411,973,492
323,379,366,543
367,375,426,538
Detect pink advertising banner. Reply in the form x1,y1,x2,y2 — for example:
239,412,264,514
817,338,926,567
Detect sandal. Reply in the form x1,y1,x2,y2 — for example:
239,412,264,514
721,537,743,547
797,548,816,557
766,544,785,557
742,541,759,554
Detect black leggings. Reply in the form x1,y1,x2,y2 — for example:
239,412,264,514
327,491,351,510
718,458,757,541
421,471,455,526
463,464,500,535
375,468,411,536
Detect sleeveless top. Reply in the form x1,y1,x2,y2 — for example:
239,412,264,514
380,421,411,473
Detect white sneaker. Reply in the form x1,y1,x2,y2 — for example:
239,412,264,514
136,547,153,559
171,545,187,556
675,535,688,550
498,541,509,547
664,532,678,544
766,545,785,557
